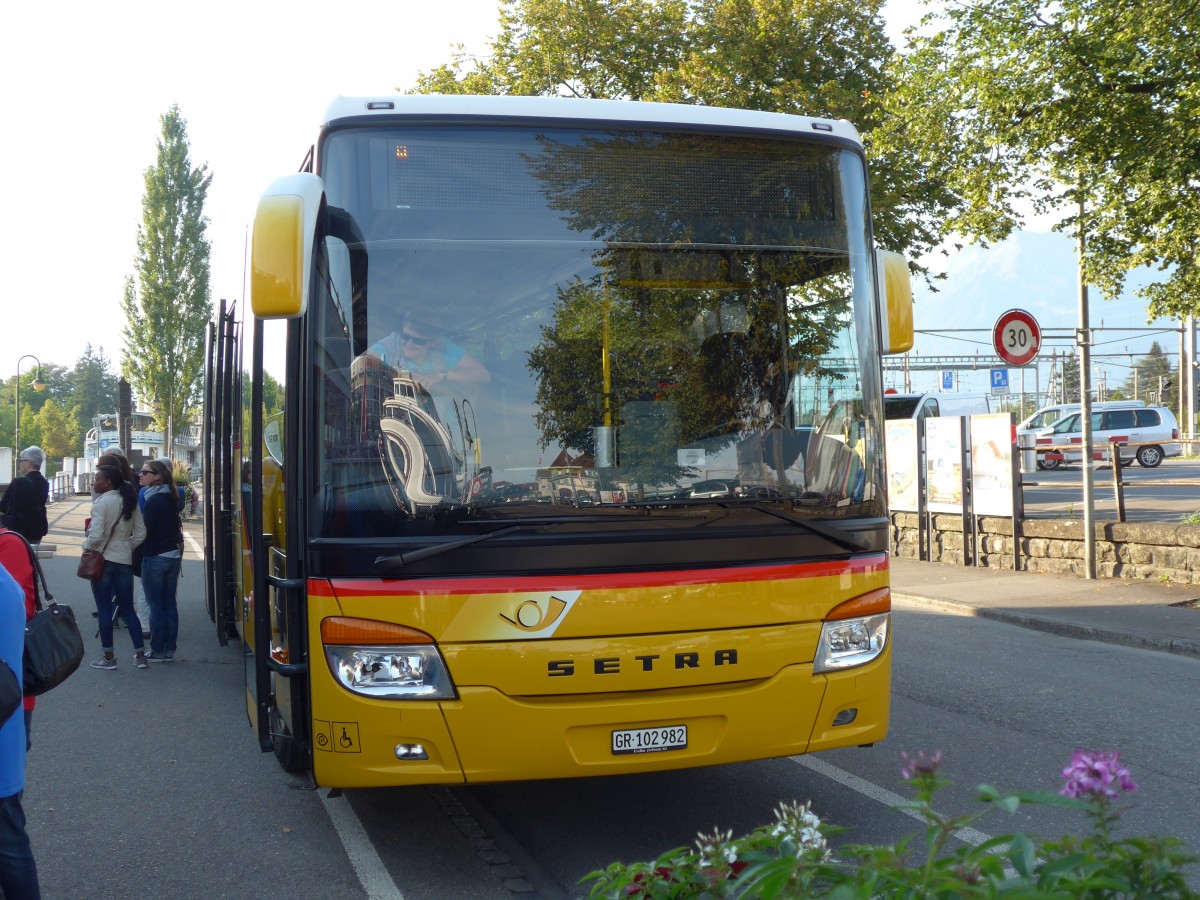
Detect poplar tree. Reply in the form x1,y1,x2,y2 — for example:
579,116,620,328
121,104,213,443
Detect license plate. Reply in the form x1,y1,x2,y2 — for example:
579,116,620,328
611,724,688,755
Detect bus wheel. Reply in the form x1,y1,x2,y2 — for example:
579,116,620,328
270,702,308,773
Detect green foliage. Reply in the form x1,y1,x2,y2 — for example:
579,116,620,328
69,344,119,448
240,369,285,420
885,0,1200,317
121,104,213,439
30,399,77,471
1121,341,1177,412
582,754,1197,898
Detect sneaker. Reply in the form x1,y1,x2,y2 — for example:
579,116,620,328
145,653,170,663
135,654,149,669
90,657,117,670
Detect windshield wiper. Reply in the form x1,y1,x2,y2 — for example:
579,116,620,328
375,524,529,576
721,501,872,553
373,515,658,575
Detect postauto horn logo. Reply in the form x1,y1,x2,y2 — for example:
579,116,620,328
498,591,582,637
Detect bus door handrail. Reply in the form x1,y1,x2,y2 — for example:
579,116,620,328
264,574,309,677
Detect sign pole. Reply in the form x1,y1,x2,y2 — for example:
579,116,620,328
1077,195,1097,579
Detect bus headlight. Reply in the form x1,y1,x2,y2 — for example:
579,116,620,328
321,617,457,700
813,588,890,673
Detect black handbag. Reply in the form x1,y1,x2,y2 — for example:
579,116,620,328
5,531,84,695
0,659,20,726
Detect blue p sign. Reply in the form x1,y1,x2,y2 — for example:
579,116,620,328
941,370,953,390
991,368,1009,389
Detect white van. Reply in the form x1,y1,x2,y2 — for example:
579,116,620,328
883,392,991,421
1034,405,1180,469
1018,399,1144,434
1018,400,1145,470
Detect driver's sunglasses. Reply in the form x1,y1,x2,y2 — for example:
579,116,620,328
401,331,431,347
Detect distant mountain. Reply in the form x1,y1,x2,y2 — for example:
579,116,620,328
902,230,1182,395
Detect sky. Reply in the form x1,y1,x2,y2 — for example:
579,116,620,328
0,0,1173,401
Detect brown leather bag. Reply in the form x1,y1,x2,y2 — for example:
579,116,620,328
76,549,106,581
77,519,120,581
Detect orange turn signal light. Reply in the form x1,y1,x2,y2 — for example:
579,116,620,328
825,588,891,621
320,617,435,645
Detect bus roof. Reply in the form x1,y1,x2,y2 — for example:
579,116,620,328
322,95,863,145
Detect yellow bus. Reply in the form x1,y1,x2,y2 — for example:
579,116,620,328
203,95,913,788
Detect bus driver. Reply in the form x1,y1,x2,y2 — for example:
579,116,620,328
363,312,490,391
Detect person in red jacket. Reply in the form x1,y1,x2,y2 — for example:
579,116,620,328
0,530,36,750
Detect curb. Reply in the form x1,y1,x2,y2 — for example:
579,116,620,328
893,591,1200,661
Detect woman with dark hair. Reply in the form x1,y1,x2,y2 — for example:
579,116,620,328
137,458,183,661
85,465,147,670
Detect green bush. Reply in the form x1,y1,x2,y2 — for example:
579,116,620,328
582,750,1196,898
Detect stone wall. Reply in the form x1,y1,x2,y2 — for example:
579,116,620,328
890,512,1200,584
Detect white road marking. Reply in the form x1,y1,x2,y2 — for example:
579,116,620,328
789,754,993,847
183,529,204,557
320,790,405,899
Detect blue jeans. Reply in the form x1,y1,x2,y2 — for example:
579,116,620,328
91,561,144,654
142,554,181,656
0,792,40,898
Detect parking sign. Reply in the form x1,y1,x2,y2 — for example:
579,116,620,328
991,368,1009,394
941,370,953,390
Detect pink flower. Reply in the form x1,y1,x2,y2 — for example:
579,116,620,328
900,749,943,780
1060,750,1137,800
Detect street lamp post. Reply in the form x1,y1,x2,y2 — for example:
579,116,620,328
14,354,47,477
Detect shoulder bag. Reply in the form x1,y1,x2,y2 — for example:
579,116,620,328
6,531,85,695
77,516,120,581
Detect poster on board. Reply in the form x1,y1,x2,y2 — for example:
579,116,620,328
885,419,918,511
925,417,964,513
971,413,1015,517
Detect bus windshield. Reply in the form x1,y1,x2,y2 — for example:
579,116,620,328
309,124,883,539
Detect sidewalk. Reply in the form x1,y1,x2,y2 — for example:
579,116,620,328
891,556,1200,659
44,492,204,560
45,492,1200,659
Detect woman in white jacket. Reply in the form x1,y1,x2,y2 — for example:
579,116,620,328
85,465,147,670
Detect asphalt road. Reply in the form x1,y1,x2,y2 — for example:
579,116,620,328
1020,457,1200,523
24,494,1200,898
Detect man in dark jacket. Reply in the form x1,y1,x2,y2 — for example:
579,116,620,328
0,448,49,545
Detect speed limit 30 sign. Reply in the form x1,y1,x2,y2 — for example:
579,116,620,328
992,309,1042,366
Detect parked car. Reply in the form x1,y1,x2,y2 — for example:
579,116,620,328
1017,400,1146,470
686,479,738,498
1034,405,1180,469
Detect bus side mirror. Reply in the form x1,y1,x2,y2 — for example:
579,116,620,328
877,250,913,355
251,173,325,318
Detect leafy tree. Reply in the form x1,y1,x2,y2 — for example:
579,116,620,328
69,344,119,446
881,0,1200,317
30,399,77,472
1122,341,1176,412
2,364,66,453
121,104,213,444
414,0,688,99
411,0,963,278
240,368,285,419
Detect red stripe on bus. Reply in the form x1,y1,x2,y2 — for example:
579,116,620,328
309,554,889,597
